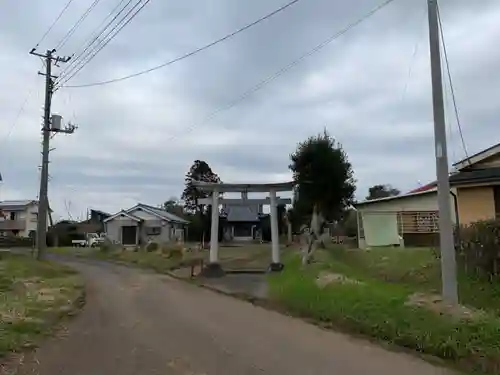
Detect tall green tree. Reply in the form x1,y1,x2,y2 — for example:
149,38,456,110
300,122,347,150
181,160,222,242
366,184,400,200
289,129,356,263
181,160,222,214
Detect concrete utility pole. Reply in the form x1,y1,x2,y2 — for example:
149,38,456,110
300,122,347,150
30,48,75,260
427,0,458,303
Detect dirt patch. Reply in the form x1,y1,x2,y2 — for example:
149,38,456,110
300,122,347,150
0,305,27,324
405,292,485,321
36,288,60,302
315,271,365,288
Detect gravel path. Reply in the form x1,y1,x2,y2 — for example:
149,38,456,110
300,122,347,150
5,259,455,375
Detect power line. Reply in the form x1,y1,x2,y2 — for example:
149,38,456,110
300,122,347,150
437,4,469,161
62,0,303,88
56,0,140,83
167,0,397,141
34,0,76,49
57,0,152,87
0,60,45,147
57,0,134,79
60,0,152,85
398,7,426,109
54,0,104,52
0,88,35,146
443,62,456,164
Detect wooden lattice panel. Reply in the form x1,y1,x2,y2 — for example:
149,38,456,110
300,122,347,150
401,211,439,233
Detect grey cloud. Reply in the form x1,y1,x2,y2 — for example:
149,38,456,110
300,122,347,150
1,0,500,218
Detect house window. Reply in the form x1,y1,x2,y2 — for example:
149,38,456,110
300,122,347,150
10,212,16,220
146,227,162,235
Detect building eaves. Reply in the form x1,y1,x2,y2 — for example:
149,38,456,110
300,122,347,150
136,203,189,224
354,189,437,207
103,210,142,223
449,167,500,185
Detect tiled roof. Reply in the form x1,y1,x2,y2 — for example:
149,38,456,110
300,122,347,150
358,167,500,208
104,210,142,223
407,182,436,194
449,167,500,185
90,209,111,217
225,205,260,222
0,200,36,208
138,203,189,224
406,168,500,192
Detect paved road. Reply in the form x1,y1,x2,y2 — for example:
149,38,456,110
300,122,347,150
5,259,454,375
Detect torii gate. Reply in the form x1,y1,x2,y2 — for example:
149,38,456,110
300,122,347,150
193,181,294,277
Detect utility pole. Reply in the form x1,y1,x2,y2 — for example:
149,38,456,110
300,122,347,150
30,48,75,260
427,0,458,304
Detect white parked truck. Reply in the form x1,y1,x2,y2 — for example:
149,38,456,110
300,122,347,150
71,233,105,247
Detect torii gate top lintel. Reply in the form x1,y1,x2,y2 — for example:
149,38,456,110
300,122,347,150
192,181,294,193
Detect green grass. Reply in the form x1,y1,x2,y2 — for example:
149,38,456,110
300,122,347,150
0,253,84,358
268,250,500,374
328,246,500,313
48,246,98,257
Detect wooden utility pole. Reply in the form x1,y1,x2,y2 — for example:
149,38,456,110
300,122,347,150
427,0,458,303
30,48,75,260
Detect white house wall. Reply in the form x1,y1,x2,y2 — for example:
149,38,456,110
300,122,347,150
128,208,171,242
24,203,41,237
142,219,171,243
104,208,185,245
17,208,30,237
105,219,138,244
0,202,46,237
356,192,456,222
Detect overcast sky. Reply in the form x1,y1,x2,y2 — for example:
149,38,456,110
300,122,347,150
1,0,499,221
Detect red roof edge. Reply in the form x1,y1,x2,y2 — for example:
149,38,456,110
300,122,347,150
407,181,437,194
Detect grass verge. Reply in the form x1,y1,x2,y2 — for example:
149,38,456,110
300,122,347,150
268,254,500,375
49,245,276,273
329,246,500,314
49,247,185,272
0,253,85,359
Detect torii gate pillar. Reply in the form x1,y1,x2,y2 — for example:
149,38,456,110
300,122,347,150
209,187,220,263
202,187,225,277
269,188,284,271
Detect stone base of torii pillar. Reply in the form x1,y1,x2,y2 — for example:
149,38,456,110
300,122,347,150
193,181,294,277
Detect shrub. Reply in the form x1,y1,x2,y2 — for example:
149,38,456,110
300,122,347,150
456,219,500,279
160,243,169,256
160,243,184,259
99,239,114,253
146,241,159,252
170,247,184,259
